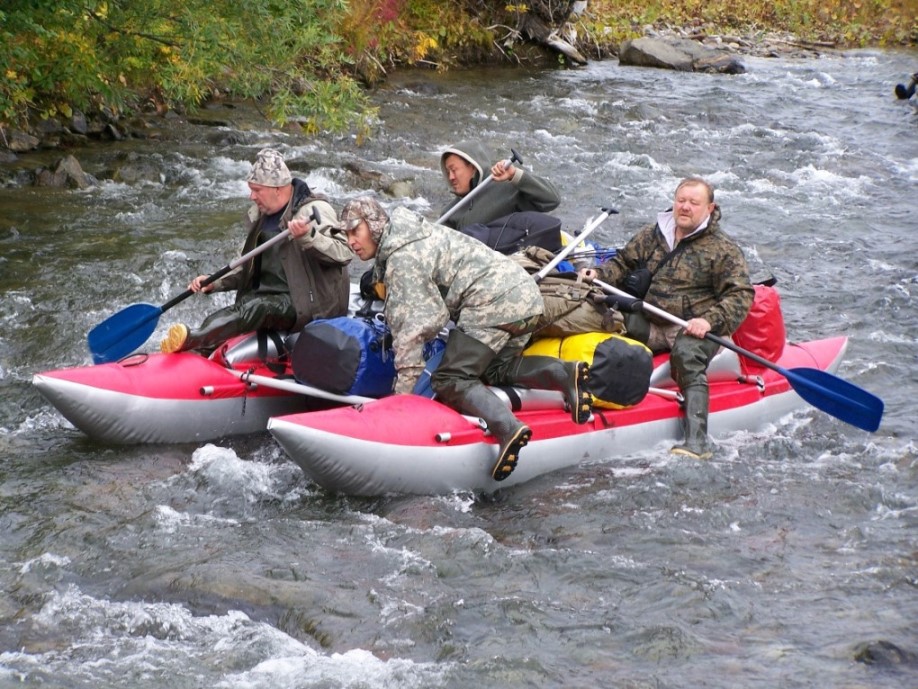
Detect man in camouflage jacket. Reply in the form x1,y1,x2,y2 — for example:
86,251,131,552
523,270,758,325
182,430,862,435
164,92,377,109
583,177,754,459
340,197,592,482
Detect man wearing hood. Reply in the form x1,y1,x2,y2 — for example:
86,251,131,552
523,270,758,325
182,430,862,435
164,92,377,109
582,177,753,459
160,148,352,354
340,196,592,482
438,140,561,230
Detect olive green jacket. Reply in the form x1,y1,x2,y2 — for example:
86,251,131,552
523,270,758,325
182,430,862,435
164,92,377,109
438,140,561,229
596,207,753,336
211,178,353,330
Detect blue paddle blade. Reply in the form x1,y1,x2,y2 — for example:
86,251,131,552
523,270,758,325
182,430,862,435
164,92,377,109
87,303,163,364
784,366,884,432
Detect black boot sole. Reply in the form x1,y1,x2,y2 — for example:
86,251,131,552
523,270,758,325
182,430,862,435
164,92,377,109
570,361,593,424
491,425,532,481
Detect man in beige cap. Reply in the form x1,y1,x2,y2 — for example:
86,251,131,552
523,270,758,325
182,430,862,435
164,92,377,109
160,148,352,354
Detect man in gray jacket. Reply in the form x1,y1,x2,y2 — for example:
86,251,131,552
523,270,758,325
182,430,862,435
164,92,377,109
438,140,561,229
160,148,352,354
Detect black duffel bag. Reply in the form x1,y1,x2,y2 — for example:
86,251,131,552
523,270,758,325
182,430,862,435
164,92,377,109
459,211,563,255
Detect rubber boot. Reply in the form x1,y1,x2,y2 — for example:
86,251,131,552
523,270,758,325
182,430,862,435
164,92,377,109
160,312,242,354
507,356,592,424
671,385,713,459
431,329,531,481
162,296,295,354
461,385,532,481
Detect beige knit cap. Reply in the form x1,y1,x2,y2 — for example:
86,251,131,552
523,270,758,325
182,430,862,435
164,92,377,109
246,148,292,187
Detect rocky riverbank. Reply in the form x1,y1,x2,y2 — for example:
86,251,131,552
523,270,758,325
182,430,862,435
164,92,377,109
0,25,896,189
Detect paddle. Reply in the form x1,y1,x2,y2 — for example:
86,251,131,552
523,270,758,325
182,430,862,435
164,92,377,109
534,206,618,281
436,148,522,225
88,206,322,365
593,278,884,432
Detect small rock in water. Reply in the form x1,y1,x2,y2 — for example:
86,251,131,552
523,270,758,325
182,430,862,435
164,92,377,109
853,639,917,667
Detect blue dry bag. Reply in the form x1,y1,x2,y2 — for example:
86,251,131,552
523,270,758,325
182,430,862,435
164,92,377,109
291,316,395,397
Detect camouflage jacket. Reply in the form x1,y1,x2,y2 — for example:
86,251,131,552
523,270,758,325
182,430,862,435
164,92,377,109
438,140,561,229
596,207,754,336
211,178,353,330
375,206,544,393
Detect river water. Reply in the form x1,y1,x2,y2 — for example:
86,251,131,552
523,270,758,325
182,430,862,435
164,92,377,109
2,48,917,688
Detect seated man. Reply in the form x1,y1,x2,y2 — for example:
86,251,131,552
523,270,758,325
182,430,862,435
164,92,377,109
160,148,352,354
581,177,754,459
438,140,561,229
339,196,592,482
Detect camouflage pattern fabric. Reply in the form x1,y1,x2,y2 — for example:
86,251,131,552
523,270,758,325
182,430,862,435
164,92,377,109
340,196,388,242
595,206,753,336
374,206,544,393
246,148,292,187
512,246,625,338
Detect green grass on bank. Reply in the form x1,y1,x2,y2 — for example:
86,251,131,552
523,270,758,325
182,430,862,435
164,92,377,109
1,1,915,140
583,0,916,48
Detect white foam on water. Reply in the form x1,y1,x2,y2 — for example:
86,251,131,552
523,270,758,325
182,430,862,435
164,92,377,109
216,647,449,689
551,95,601,117
154,504,239,533
601,150,668,172
0,584,448,688
186,443,292,506
15,408,74,435
303,169,346,196
18,552,72,575
762,164,873,199
867,329,917,345
434,491,476,513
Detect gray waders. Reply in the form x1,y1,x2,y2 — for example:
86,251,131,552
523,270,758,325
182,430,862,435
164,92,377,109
669,333,721,460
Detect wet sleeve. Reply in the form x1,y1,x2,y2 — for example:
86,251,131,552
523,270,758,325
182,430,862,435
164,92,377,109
706,243,754,335
513,170,561,213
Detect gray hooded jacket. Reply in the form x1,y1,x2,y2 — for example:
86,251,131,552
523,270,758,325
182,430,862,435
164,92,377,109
438,140,561,229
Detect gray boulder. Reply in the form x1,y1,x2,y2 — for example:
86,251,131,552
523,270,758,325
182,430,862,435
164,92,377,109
35,154,95,189
620,36,745,74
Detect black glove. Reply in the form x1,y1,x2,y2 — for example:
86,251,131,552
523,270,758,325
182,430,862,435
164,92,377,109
359,269,376,300
602,294,644,313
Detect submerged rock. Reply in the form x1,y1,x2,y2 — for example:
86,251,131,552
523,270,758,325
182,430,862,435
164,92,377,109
853,639,918,667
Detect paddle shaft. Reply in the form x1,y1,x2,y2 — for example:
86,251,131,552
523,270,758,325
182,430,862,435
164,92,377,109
160,206,324,312
436,148,522,225
230,370,485,428
159,227,293,312
593,278,884,431
595,278,785,367
534,207,617,281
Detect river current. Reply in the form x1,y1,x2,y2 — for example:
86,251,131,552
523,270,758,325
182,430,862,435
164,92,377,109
1,48,917,688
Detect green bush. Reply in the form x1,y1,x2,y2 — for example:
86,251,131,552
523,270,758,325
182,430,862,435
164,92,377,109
1,0,914,139
0,0,371,133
